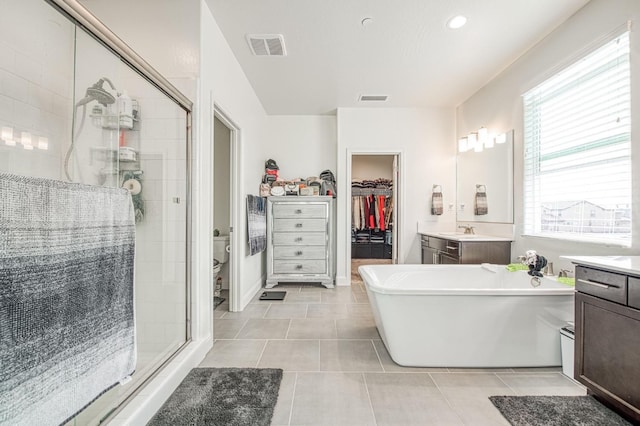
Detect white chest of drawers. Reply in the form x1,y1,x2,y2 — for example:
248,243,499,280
266,196,335,289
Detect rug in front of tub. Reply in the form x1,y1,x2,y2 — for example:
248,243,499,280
147,368,283,426
489,395,632,425
0,172,136,426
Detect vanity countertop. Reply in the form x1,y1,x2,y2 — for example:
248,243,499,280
419,231,513,242
562,255,640,276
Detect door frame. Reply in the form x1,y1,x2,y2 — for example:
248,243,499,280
213,104,241,312
346,149,403,285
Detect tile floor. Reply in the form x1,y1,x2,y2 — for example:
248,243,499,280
201,261,585,425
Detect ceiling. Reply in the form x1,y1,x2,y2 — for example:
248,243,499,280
207,0,589,115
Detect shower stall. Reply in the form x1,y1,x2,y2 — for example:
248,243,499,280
0,0,191,423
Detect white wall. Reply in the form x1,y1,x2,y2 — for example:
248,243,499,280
200,1,270,312
264,115,337,180
352,155,394,180
456,0,640,270
337,107,456,284
213,117,230,234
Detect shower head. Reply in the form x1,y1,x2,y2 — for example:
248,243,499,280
76,77,117,106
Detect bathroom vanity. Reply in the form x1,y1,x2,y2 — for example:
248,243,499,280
266,196,335,288
420,232,512,264
565,256,640,424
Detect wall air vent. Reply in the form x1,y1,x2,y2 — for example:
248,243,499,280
359,95,388,102
246,34,287,56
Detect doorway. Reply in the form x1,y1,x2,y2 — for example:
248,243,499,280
348,152,400,285
213,107,239,312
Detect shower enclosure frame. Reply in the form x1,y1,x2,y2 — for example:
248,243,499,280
44,0,194,420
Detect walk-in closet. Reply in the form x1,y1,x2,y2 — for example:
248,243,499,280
351,155,396,268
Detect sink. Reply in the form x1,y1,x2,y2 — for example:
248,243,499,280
438,232,484,239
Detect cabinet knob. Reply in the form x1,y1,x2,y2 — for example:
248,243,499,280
295,223,303,228
295,251,303,256
295,237,303,242
295,209,302,214
295,264,303,270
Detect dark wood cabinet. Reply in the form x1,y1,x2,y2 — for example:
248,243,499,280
420,235,511,264
575,266,640,423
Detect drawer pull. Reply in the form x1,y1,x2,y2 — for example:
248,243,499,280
295,264,303,270
295,223,303,228
295,209,302,214
446,245,458,251
295,251,303,256
295,237,303,242
577,278,618,289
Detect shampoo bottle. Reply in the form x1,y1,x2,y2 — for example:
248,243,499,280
118,90,134,129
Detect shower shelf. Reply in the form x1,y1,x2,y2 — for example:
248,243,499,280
90,113,138,130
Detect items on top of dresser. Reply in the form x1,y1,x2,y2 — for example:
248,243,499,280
259,158,336,197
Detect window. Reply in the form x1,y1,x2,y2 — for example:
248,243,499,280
523,31,631,244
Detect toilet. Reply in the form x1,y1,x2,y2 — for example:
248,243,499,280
213,235,230,294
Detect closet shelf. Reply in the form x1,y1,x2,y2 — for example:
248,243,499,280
351,188,393,196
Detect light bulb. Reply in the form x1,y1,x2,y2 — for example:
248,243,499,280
458,137,468,153
447,15,467,29
467,133,477,151
21,131,32,146
1,126,13,141
37,136,48,150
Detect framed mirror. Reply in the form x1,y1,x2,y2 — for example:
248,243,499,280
456,130,514,223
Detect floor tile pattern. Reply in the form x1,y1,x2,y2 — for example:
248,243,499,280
202,260,585,425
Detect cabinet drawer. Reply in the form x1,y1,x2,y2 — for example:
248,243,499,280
426,236,447,251
273,259,327,274
273,218,325,232
629,277,640,310
576,266,627,305
273,203,326,218
273,246,326,260
273,232,326,246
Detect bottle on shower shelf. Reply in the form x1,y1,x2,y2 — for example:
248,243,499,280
118,90,134,129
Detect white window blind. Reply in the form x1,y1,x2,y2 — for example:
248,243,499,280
523,31,631,244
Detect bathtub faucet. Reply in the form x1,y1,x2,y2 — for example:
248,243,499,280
458,225,475,234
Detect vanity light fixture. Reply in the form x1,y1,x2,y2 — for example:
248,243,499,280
1,126,49,150
446,15,467,29
459,128,510,154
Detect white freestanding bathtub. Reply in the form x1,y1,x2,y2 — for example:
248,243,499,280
359,264,575,368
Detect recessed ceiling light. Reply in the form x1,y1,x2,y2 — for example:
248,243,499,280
446,15,467,29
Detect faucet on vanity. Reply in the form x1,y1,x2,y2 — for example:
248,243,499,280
458,225,475,234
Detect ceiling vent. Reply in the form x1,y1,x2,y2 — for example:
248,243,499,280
359,95,388,102
246,34,287,56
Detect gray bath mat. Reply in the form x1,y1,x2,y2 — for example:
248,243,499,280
489,395,632,425
147,368,282,426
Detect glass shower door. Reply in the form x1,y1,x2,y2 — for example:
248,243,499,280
0,0,191,423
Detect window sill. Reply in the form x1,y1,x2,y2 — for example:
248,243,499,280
521,233,631,248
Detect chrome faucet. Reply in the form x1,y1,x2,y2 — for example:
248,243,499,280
458,225,475,234
559,269,571,278
542,262,554,276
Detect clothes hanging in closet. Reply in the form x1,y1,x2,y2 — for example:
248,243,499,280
351,179,393,231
